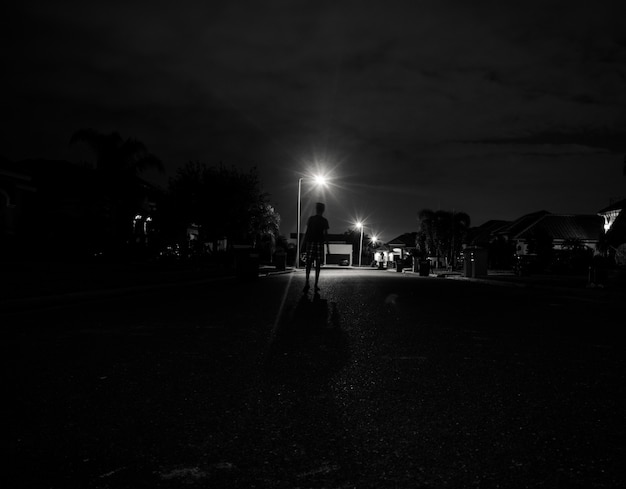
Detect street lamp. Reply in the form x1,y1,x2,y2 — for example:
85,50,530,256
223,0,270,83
371,236,380,268
296,174,327,269
356,221,364,267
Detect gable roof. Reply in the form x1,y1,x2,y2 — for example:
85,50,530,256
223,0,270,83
516,214,603,242
468,219,510,245
388,232,417,247
495,210,551,238
605,208,626,246
597,198,625,215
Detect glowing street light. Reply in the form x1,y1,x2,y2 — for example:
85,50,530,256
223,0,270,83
296,174,327,269
356,221,365,267
370,235,380,269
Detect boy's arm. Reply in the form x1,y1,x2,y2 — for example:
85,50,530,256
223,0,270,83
324,229,330,253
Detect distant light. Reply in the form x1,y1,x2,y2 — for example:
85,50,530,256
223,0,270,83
146,216,152,222
134,214,142,220
356,221,363,229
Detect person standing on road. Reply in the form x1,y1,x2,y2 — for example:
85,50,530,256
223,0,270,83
301,202,330,293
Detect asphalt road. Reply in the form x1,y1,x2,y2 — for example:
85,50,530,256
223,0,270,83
5,269,625,488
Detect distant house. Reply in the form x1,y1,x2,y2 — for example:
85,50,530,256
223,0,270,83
469,210,603,256
512,214,604,254
290,232,354,265
387,232,417,261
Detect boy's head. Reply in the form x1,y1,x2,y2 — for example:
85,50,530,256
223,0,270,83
315,202,325,214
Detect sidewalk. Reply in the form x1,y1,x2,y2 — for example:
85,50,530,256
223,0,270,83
1,260,291,313
400,265,626,295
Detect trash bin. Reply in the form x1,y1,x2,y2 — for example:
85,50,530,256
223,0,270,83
418,260,430,277
462,247,488,278
396,261,403,272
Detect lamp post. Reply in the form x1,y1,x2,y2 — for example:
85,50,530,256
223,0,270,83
371,236,379,268
296,177,303,269
296,174,327,269
356,221,364,267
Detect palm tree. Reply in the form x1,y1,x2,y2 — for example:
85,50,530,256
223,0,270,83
416,208,436,258
450,210,471,268
70,128,163,178
69,128,164,255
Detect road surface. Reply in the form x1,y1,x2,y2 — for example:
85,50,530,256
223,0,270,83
5,269,625,488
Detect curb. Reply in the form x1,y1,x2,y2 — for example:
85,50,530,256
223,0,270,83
0,275,238,314
0,268,301,314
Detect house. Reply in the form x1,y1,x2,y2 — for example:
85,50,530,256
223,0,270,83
387,232,418,262
290,232,354,265
474,210,602,256
513,214,604,254
435,195,626,271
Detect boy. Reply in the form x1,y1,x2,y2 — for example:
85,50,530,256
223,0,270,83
301,202,330,293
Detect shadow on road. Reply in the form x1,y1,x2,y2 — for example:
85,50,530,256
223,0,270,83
263,292,350,388
245,293,359,486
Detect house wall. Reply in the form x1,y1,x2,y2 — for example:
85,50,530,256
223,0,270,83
515,239,599,255
327,243,353,265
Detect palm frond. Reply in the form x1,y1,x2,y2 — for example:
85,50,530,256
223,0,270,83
135,154,164,174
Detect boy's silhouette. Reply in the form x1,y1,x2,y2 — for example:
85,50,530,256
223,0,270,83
301,202,330,293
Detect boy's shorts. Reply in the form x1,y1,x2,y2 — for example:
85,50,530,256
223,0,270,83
306,242,325,262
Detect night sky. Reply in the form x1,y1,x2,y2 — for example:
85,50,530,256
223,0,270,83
3,0,625,243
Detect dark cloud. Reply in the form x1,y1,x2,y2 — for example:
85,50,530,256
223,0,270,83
476,128,626,154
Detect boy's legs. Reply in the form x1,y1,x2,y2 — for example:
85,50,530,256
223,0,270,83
304,252,312,291
314,262,321,289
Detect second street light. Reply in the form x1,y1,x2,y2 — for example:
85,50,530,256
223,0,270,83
296,174,327,269
356,221,365,267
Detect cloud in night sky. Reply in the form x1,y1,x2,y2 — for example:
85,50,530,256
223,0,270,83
2,0,625,241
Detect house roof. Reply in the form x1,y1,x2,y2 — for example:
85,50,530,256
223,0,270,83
495,210,551,237
516,214,603,242
597,198,626,215
605,208,626,246
387,232,417,247
468,220,510,245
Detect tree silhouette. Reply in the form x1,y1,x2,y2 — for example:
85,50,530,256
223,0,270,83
69,128,164,256
70,128,164,177
167,161,279,252
417,208,471,267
